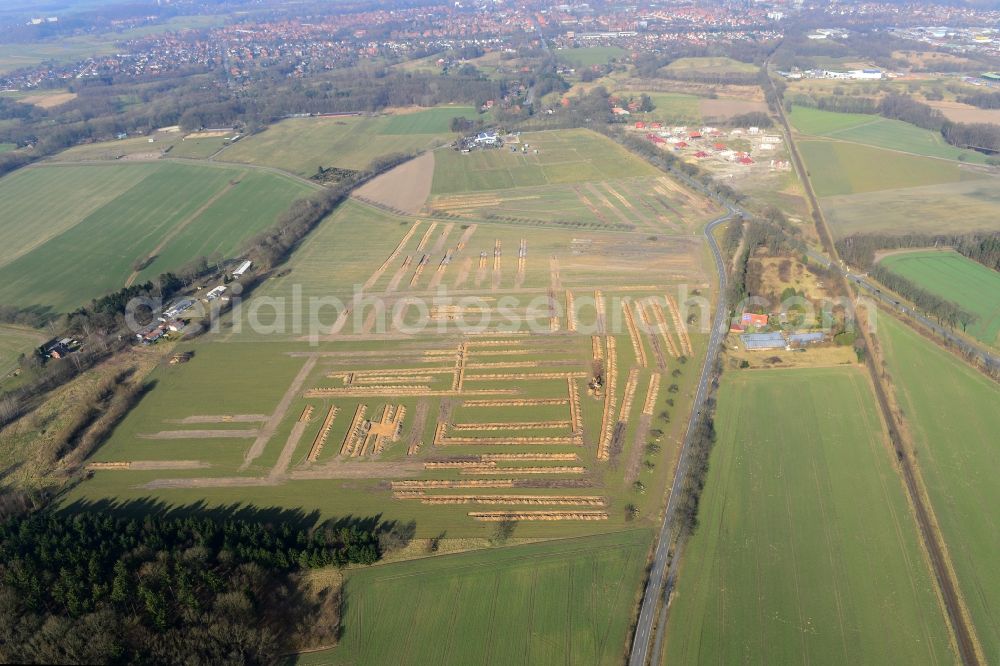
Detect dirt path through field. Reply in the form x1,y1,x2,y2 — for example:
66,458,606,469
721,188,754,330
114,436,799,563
140,429,258,439
353,151,435,213
453,257,473,288
431,222,454,254
168,414,268,424
624,414,652,484
270,421,309,479
240,355,318,469
124,179,238,287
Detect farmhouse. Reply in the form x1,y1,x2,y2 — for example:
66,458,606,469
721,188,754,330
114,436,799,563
41,337,76,359
741,312,769,327
136,322,166,343
474,131,500,146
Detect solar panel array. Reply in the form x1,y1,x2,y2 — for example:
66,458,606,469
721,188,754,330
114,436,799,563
740,332,786,350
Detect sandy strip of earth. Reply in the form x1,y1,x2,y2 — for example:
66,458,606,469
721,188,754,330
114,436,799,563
88,460,211,470
139,429,259,439
167,414,269,424
353,151,435,213
241,355,319,469
270,422,309,478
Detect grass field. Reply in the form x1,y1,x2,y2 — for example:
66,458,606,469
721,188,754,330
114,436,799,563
0,143,16,153
663,57,757,75
880,250,1000,345
664,367,955,665
623,92,702,125
0,324,45,377
296,530,650,666
821,177,1000,237
219,108,473,176
431,129,658,195
0,162,311,310
788,106,987,163
555,46,628,67
878,315,1000,658
798,139,977,197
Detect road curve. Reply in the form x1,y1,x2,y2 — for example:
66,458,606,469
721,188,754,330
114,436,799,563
629,205,736,666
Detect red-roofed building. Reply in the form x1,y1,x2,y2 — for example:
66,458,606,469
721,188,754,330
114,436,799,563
675,141,688,149
650,122,663,129
635,121,646,130
713,142,726,150
694,151,709,158
741,312,768,327
738,156,754,165
689,131,702,139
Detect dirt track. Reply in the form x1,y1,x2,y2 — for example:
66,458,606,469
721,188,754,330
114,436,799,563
241,355,319,469
353,151,435,213
168,414,268,424
139,429,259,439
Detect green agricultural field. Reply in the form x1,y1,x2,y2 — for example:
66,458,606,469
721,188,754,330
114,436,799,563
789,106,987,163
880,250,1000,345
663,56,757,75
0,143,15,153
798,139,977,197
556,46,628,67
0,162,311,311
431,129,658,195
822,177,1000,236
879,315,1000,658
219,107,473,176
297,530,650,666
0,324,46,377
665,367,955,665
621,92,701,125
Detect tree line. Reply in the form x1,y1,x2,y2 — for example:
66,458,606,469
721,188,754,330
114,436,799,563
868,264,978,331
836,232,1000,272
0,506,387,664
956,91,1000,109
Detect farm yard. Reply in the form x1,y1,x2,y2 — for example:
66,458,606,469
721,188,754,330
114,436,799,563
302,530,650,666
664,368,956,665
0,161,311,311
879,250,1000,345
217,107,474,176
879,316,1000,658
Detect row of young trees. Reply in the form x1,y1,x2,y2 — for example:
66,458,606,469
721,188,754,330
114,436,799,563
0,507,384,664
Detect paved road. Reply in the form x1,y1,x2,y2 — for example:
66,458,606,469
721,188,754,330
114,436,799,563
629,205,736,666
